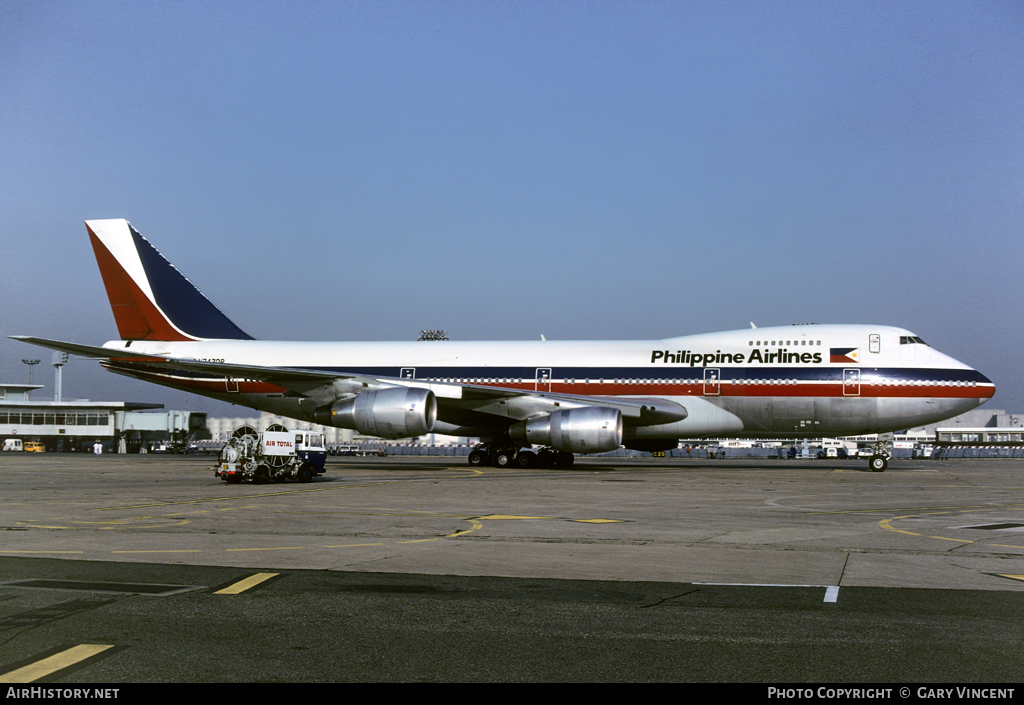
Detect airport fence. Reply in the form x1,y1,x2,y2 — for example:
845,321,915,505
330,444,1024,460
930,446,1024,459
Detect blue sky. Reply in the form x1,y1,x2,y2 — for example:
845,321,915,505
1,0,1022,417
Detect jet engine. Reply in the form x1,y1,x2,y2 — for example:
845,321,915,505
509,407,622,453
314,387,437,439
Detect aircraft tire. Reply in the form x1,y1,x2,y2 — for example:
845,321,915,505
492,451,514,467
554,451,575,468
467,449,489,467
536,450,557,468
869,455,888,472
516,450,536,468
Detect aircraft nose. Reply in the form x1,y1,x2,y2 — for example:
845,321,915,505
976,370,996,399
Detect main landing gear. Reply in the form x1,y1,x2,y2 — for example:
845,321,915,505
467,443,574,468
867,439,892,472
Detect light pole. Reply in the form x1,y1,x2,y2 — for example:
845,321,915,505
21,359,40,397
52,352,69,402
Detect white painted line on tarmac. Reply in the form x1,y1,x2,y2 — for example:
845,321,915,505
696,582,841,602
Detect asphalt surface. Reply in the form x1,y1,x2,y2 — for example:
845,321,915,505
1,453,1023,684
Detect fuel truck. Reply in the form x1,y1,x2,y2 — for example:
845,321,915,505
215,425,326,483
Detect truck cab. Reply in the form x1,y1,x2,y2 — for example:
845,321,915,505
295,431,327,470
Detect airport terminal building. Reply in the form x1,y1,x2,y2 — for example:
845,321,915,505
0,383,205,453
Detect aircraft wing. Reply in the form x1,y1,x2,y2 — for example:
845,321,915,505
9,336,171,362
10,336,686,428
8,335,379,396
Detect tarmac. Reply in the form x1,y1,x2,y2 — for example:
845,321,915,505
1,453,1022,682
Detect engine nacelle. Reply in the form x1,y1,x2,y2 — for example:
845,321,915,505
510,407,622,454
315,387,437,439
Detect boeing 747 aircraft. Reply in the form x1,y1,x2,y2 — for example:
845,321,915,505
13,219,995,471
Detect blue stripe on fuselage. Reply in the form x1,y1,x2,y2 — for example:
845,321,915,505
303,365,991,385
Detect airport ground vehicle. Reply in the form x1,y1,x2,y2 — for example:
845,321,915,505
816,447,849,459
2,439,45,452
215,425,326,483
152,441,191,454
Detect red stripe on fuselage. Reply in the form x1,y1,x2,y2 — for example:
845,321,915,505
105,364,995,402
451,381,995,399
103,364,287,395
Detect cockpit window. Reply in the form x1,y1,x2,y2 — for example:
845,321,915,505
900,336,928,346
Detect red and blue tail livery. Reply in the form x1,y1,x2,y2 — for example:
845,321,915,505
13,219,995,472
86,219,253,342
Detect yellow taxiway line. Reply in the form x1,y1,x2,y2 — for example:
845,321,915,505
214,572,280,595
0,645,116,683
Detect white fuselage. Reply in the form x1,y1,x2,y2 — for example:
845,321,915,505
101,324,993,441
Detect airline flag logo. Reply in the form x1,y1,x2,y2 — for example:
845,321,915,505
830,348,860,364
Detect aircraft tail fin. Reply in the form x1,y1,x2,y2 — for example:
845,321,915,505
86,219,253,341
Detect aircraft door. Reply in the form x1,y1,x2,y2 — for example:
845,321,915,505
401,368,416,380
843,369,861,397
704,368,721,396
225,377,240,393
536,368,552,392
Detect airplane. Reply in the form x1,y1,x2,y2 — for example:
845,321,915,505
12,219,995,473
